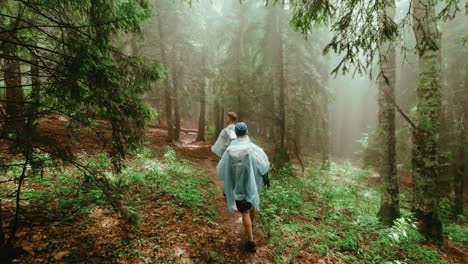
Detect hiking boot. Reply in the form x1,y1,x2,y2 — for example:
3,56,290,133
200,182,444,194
244,240,256,253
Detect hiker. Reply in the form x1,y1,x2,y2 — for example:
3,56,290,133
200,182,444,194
211,112,237,158
216,122,270,253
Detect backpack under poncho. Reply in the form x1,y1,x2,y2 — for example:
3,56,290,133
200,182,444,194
216,137,270,213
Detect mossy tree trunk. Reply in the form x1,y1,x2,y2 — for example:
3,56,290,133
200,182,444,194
452,58,467,215
377,3,400,225
411,0,443,241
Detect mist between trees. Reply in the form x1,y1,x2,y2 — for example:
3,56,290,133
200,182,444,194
0,0,467,260
140,0,466,240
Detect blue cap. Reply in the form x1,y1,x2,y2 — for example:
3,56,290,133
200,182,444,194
235,122,248,135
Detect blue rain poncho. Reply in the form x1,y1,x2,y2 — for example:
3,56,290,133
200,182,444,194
216,137,270,213
211,124,236,157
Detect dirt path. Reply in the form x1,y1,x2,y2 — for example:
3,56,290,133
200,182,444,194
175,133,273,263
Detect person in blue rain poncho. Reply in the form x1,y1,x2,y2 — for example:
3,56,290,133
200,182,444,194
216,122,270,253
211,112,237,158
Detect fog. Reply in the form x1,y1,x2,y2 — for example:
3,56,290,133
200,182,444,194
329,75,377,159
135,0,467,161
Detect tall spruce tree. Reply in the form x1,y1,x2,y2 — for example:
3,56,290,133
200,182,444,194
0,0,161,248
377,2,400,225
411,0,443,241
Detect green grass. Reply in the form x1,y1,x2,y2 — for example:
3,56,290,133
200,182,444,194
445,221,468,246
259,162,462,264
2,147,220,262
4,147,465,263
129,147,219,221
3,147,218,224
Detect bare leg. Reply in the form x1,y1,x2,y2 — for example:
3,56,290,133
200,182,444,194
241,211,254,242
250,208,257,227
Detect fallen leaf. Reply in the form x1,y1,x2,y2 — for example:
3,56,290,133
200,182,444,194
53,250,70,261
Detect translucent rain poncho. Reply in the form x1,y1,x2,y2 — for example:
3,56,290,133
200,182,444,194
211,124,236,158
216,137,270,213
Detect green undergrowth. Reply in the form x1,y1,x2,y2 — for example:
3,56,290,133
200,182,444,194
2,147,220,262
123,146,219,223
259,162,465,264
3,147,218,225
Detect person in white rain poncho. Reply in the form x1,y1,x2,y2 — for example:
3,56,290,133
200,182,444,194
216,122,270,253
211,112,237,158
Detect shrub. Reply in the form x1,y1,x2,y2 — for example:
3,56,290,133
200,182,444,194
259,162,447,264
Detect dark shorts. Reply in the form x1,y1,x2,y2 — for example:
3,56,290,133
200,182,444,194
235,200,252,213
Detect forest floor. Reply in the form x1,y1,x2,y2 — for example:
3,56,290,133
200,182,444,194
0,115,282,263
0,115,466,263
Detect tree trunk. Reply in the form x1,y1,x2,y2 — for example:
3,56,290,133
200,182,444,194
320,94,331,170
196,79,206,141
156,11,174,142
293,113,305,172
220,106,225,134
235,22,244,122
156,101,162,125
293,113,302,156
171,58,181,142
214,100,223,139
266,82,276,141
411,0,443,241
452,59,467,215
278,42,286,150
2,41,25,137
274,6,290,167
237,92,243,121
0,200,5,248
25,53,41,138
453,124,466,215
377,3,400,225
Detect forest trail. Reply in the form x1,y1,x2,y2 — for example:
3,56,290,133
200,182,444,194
5,117,276,263
173,130,274,263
